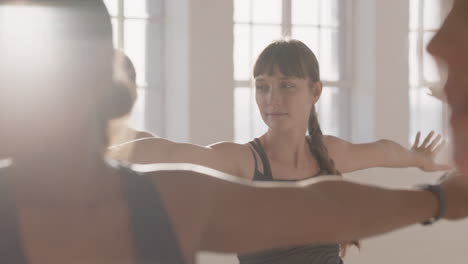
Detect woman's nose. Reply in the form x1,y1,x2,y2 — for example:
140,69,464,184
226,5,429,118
266,88,280,104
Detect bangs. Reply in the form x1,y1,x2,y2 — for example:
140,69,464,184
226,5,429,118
253,40,320,81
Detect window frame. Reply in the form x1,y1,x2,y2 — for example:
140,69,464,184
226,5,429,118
408,0,450,141
105,0,166,135
233,0,352,142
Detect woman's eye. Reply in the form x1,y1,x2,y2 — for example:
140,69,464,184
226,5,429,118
281,82,295,89
256,85,268,91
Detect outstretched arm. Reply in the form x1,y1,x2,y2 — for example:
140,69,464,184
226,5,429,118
109,138,252,178
324,132,450,174
428,86,447,103
145,164,468,259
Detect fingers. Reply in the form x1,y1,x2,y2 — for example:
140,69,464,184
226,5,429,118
421,131,435,149
428,134,443,152
412,131,421,149
432,139,446,156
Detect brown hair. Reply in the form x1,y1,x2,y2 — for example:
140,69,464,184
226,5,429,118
114,50,137,84
113,49,138,107
254,39,358,255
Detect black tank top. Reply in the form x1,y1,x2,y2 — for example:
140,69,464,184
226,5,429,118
238,138,344,264
0,162,185,264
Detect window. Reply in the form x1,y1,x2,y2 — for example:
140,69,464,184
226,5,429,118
233,0,349,143
103,0,164,133
408,0,450,141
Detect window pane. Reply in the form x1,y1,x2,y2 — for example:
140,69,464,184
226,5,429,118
252,25,281,64
423,31,440,83
111,18,119,48
291,26,319,55
409,87,444,141
234,0,251,23
317,86,340,136
103,0,118,17
234,24,251,81
320,29,340,81
409,0,420,31
252,0,282,24
320,0,340,27
423,0,442,30
234,87,267,143
409,32,420,87
124,0,148,17
234,0,348,141
234,87,254,143
252,97,268,138
292,0,319,26
124,19,147,85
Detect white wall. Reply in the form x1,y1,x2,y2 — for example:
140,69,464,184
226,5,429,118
162,0,468,263
164,0,234,145
350,0,377,143
189,0,234,145
164,0,191,142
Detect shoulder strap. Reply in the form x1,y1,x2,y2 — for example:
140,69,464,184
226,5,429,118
119,166,185,264
251,139,273,180
248,143,259,174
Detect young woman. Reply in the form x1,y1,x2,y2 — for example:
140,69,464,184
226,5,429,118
110,40,449,181
110,40,450,262
110,40,448,177
1,1,468,264
108,49,154,147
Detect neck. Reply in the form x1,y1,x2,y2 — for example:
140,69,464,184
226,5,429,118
108,117,138,146
261,127,310,167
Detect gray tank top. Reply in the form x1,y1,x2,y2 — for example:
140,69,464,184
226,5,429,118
238,138,344,264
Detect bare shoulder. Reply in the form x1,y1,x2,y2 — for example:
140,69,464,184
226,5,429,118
134,130,155,140
209,141,254,160
322,135,349,151
209,141,251,155
209,142,255,179
322,135,342,146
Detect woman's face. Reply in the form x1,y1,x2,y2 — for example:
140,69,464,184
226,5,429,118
255,67,321,132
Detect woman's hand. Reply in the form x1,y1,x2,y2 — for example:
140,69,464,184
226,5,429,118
428,86,447,103
411,131,451,172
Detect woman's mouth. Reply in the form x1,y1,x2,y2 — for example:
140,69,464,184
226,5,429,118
266,112,288,116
